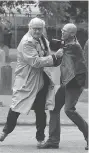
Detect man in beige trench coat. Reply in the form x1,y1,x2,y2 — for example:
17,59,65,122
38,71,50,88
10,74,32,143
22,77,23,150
0,17,63,148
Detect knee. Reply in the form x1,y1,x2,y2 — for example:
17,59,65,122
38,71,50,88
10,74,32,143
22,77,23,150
64,108,73,117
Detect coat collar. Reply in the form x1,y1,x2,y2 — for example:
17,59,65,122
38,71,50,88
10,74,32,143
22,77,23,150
26,32,39,45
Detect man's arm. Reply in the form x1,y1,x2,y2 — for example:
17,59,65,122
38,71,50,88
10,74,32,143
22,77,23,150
21,41,58,68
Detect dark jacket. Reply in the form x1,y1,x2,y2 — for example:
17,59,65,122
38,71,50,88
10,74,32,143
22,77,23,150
60,41,86,85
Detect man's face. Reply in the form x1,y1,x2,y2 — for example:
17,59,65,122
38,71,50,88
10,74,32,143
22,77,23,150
61,24,77,41
30,24,43,40
61,27,71,41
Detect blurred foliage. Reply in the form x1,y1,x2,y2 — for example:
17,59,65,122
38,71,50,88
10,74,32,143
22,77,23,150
39,1,88,23
69,1,88,23
39,1,71,22
0,1,88,24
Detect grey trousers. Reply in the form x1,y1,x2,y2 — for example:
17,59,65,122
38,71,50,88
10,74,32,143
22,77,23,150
48,79,88,144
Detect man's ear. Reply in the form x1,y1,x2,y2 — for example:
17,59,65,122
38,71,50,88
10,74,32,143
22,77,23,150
70,32,75,37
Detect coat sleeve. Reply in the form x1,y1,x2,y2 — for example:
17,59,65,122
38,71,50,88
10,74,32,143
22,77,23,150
21,41,54,68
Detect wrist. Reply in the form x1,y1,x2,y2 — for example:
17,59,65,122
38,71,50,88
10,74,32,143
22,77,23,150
54,54,57,59
52,54,58,66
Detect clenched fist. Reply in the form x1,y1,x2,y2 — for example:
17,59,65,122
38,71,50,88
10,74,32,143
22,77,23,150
55,48,64,58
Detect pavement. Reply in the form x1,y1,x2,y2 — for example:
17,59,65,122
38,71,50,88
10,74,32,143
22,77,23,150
0,89,88,126
0,126,88,153
0,90,88,153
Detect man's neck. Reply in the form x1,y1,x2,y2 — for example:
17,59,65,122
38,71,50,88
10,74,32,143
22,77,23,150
65,37,76,45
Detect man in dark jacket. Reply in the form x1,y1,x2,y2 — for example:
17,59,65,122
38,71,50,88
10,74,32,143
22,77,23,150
40,23,88,150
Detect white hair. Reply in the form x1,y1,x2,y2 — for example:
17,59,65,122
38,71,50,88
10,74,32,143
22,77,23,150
28,17,45,29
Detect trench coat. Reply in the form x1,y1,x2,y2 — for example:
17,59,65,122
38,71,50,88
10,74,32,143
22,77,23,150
10,32,56,114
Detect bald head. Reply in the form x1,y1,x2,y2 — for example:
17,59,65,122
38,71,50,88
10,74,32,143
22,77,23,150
63,23,77,35
61,23,77,41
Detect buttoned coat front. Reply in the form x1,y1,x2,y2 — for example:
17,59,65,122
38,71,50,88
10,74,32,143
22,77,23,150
10,32,56,114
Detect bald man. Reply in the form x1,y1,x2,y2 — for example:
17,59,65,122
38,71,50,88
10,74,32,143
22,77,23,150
40,23,88,150
0,17,62,147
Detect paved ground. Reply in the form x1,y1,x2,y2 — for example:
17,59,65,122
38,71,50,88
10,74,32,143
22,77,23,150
0,126,88,153
0,89,88,125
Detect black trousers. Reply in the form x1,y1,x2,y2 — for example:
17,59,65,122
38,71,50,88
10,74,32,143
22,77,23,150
3,72,50,141
49,76,88,144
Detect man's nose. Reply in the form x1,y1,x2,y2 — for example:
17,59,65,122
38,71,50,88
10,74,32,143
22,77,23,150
36,30,40,32
62,30,65,34
35,29,40,33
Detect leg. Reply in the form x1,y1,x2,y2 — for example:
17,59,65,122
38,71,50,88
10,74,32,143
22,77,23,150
3,108,20,134
35,109,46,142
34,72,49,142
48,111,61,145
49,85,65,143
64,80,88,149
0,108,20,141
40,85,65,148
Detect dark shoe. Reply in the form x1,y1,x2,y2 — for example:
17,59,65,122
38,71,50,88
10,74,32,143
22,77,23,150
0,132,8,142
38,140,59,149
85,139,88,150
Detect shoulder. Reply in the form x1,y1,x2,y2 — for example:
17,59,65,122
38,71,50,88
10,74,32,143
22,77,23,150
70,41,82,51
22,33,33,43
19,32,36,47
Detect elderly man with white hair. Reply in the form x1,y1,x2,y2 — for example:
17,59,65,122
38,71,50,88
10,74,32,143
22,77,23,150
40,23,88,150
0,17,63,147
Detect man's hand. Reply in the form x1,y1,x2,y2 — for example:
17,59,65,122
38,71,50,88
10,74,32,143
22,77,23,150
55,48,64,58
